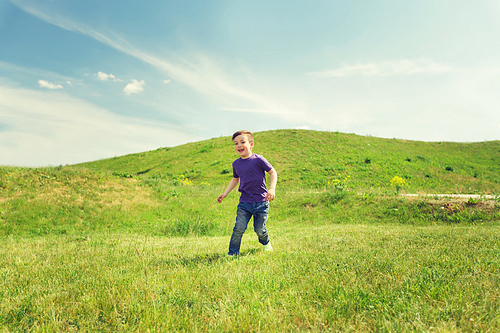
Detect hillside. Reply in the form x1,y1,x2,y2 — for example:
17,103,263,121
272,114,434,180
1,130,499,237
79,129,500,194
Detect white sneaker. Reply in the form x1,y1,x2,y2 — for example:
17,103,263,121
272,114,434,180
263,243,273,252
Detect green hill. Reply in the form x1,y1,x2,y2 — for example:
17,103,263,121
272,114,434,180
1,129,499,237
80,129,500,194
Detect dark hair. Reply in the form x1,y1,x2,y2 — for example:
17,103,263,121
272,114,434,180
232,130,254,142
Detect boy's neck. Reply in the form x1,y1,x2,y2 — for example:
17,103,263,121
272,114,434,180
240,152,254,159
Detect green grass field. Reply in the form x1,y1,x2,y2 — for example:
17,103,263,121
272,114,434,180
2,224,499,332
1,130,499,331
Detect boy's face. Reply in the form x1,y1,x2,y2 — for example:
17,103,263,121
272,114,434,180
233,134,254,159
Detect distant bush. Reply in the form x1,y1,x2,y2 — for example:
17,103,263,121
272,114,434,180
113,171,133,178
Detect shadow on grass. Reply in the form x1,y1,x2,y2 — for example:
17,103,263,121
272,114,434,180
151,248,261,267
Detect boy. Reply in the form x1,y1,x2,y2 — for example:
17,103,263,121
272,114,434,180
217,130,278,256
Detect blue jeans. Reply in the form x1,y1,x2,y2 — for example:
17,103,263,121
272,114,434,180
228,201,270,255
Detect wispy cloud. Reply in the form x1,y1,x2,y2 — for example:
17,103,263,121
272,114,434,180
38,79,63,89
9,0,291,116
123,79,145,95
0,82,198,166
308,59,452,78
0,60,75,84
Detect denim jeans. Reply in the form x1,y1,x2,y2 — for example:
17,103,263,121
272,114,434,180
228,201,270,255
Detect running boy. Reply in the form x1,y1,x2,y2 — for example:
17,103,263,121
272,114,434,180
217,130,278,256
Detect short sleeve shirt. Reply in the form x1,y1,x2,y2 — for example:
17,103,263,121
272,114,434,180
232,154,273,203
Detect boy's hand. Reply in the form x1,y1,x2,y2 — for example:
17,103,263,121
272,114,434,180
266,169,277,202
217,177,239,204
265,188,275,202
217,193,227,203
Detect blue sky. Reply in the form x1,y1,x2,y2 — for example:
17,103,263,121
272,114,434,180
1,0,499,166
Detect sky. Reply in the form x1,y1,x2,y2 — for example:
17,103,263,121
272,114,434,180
1,0,499,167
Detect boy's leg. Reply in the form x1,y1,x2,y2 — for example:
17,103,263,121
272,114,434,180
253,201,270,246
228,202,252,255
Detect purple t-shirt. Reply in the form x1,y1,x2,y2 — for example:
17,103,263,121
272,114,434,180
232,154,273,203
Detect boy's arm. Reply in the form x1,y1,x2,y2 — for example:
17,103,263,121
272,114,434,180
217,177,240,203
265,168,278,202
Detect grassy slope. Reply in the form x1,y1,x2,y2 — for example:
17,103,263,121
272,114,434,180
1,130,500,237
79,129,500,193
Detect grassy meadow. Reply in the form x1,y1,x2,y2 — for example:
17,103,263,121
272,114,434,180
1,130,500,331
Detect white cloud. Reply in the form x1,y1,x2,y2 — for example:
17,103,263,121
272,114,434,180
97,71,115,81
123,79,145,95
97,71,122,82
163,79,171,84
309,59,452,78
38,79,63,89
0,83,199,166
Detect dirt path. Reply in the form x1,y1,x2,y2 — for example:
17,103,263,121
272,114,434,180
403,194,496,200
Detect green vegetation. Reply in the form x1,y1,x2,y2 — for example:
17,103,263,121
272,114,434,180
1,130,499,331
2,224,499,332
78,129,500,193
